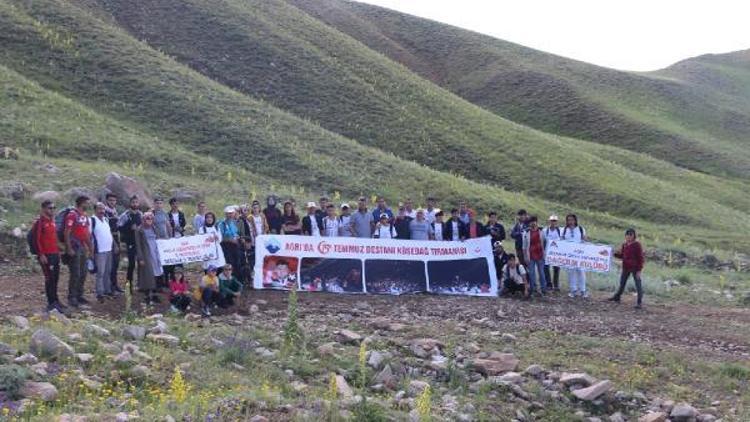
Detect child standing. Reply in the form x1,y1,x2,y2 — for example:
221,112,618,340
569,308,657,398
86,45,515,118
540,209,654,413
609,228,646,309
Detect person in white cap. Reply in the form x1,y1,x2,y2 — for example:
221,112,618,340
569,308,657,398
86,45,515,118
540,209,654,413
373,213,397,239
302,201,323,236
543,215,562,292
338,203,354,237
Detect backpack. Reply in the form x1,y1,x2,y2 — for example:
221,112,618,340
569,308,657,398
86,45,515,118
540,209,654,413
27,219,40,256
544,227,561,238
55,207,76,243
505,264,524,282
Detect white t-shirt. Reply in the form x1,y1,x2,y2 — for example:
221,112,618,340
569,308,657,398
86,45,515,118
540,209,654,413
451,221,460,241
433,222,443,241
405,209,417,219
562,225,586,243
374,224,397,239
323,216,340,237
170,212,182,238
253,215,264,237
309,215,321,237
91,215,113,253
425,209,437,224
502,264,527,285
338,215,353,237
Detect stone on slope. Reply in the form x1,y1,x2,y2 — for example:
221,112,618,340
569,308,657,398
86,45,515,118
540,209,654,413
335,375,353,398
560,372,596,387
122,325,147,341
317,342,337,356
146,333,180,347
470,353,518,376
373,364,399,390
20,381,58,402
29,329,75,360
638,412,667,422
85,324,111,338
407,380,430,397
12,315,30,331
670,403,698,422
336,329,362,344
572,380,613,401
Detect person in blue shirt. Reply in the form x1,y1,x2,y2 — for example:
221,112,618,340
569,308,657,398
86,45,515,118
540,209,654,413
218,206,240,279
371,196,394,223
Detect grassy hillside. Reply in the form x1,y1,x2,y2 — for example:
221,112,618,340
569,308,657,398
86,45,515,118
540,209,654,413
290,0,750,180
15,0,744,231
1,0,749,255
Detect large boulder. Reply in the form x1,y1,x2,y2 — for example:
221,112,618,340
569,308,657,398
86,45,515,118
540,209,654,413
0,181,28,201
470,353,518,376
560,372,596,387
335,375,353,398
32,191,61,203
20,381,58,402
670,403,698,422
122,325,147,341
105,173,153,209
29,329,75,360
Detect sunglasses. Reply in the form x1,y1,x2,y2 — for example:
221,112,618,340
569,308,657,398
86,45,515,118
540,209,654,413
46,206,56,210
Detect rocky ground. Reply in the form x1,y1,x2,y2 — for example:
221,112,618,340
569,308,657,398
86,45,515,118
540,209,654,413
0,268,748,421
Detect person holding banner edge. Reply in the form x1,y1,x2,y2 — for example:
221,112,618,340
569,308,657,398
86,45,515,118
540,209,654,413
561,214,589,298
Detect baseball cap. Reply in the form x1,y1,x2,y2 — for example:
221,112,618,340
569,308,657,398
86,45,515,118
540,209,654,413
379,213,389,219
207,265,218,272
306,201,317,209
223,205,236,213
340,203,350,209
549,215,559,221
494,241,504,249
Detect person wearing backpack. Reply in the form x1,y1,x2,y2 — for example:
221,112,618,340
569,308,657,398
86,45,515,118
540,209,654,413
543,215,563,292
499,253,528,298
31,200,65,312
609,228,646,309
90,202,115,303
117,195,143,291
522,216,548,296
64,195,93,308
561,214,589,298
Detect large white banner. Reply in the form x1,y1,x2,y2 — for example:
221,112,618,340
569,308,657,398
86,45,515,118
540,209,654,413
254,235,498,296
157,234,222,266
545,240,612,273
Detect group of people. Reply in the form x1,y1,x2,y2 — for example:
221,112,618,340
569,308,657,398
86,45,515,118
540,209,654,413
29,192,647,315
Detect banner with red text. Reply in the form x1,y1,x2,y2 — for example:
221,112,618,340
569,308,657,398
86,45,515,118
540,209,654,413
545,240,612,273
157,234,222,266
254,235,497,296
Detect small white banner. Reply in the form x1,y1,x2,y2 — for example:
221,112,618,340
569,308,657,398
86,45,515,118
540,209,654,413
545,240,612,273
157,234,222,266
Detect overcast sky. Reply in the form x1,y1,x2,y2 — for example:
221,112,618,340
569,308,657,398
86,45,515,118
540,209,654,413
356,0,750,71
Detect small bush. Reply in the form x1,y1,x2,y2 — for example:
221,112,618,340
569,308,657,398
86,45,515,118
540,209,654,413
720,363,750,381
676,271,692,285
0,364,30,400
352,397,388,422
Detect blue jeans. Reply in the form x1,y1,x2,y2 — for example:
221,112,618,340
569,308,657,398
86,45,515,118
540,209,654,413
527,258,548,293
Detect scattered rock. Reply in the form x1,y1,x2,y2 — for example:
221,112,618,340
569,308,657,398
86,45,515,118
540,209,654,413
105,173,153,209
639,412,667,422
76,353,95,364
146,333,180,347
410,338,443,358
560,372,596,387
317,342,337,356
20,381,58,402
368,350,388,369
255,347,276,358
0,181,28,201
335,375,353,398
609,412,626,422
493,372,523,384
336,329,362,344
524,364,544,377
249,416,269,422
0,341,17,356
407,380,430,397
373,364,399,390
85,324,111,338
11,315,30,330
29,329,75,360
149,320,169,335
471,353,518,376
49,309,72,325
670,403,698,422
32,191,61,203
501,333,517,343
572,380,612,401
128,365,151,379
30,362,48,376
14,353,38,365
122,325,147,341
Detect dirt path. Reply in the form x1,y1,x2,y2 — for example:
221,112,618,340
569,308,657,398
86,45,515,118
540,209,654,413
2,269,748,361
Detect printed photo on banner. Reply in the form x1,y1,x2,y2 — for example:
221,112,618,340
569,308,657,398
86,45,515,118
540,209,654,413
365,260,427,295
300,258,364,293
262,256,299,290
427,258,493,296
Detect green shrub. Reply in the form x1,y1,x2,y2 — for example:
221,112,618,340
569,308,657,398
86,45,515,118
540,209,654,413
351,396,388,422
719,363,750,380
0,364,30,400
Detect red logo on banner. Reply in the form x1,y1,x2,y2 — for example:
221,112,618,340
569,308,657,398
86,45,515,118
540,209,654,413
317,241,332,255
474,247,481,254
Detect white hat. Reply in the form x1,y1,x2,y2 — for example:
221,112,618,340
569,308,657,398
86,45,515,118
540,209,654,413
306,201,317,209
340,203,350,209
416,208,425,214
549,215,559,221
494,241,504,248
224,205,236,214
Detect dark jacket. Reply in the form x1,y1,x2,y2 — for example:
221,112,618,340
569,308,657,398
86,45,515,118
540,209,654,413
302,214,324,236
263,206,283,234
466,222,488,239
118,210,142,245
510,221,528,250
486,222,506,243
616,241,645,272
394,216,413,240
443,219,468,241
168,211,186,237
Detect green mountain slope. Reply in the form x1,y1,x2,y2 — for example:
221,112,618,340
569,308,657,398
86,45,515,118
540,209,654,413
25,0,748,229
290,0,750,180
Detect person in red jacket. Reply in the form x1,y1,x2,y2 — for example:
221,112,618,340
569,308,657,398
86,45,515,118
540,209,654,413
34,200,64,312
608,228,645,308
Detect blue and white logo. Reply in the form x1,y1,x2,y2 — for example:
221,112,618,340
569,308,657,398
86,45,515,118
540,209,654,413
265,237,281,254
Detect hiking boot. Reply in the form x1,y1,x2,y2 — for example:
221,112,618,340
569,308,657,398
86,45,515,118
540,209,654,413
634,304,643,310
113,286,125,294
568,292,577,298
96,295,105,304
606,296,620,303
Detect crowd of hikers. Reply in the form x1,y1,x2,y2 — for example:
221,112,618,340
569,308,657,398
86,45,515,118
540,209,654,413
29,193,646,316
